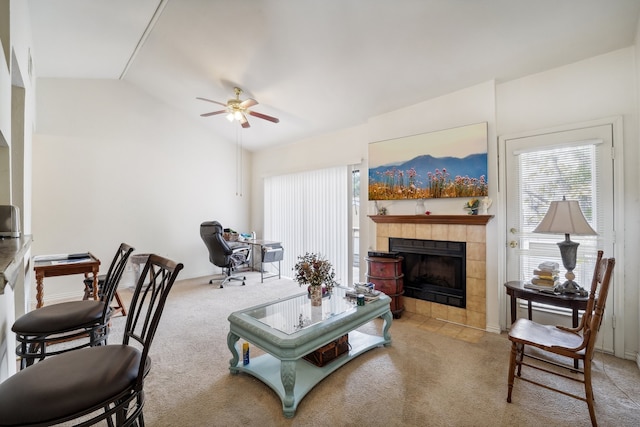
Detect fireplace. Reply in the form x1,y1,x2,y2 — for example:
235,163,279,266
369,214,491,330
389,237,466,308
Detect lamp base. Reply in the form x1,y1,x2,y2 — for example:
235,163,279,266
555,279,587,296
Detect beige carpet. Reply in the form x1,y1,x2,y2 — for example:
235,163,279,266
103,271,640,427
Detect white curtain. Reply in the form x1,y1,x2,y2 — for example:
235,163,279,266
264,165,349,287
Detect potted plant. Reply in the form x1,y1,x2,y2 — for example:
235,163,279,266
293,253,336,306
463,198,480,215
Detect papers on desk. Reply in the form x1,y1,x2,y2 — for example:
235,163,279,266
50,258,92,265
34,253,92,263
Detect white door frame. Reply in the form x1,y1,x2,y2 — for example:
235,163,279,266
497,116,625,358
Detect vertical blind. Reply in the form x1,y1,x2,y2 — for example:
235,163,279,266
516,142,603,285
264,165,349,287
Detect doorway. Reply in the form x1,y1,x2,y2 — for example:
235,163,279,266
500,119,622,355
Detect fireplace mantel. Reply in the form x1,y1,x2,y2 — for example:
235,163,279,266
368,215,493,225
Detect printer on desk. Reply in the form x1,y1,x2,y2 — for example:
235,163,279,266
0,205,20,238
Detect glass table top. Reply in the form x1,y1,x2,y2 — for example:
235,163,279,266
244,287,358,334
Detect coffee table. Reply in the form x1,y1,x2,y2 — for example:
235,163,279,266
227,287,392,417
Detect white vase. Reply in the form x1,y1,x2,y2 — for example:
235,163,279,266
310,286,322,306
415,199,426,215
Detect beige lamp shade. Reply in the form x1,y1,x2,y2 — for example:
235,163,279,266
533,199,597,236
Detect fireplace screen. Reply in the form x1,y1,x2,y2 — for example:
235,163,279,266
389,238,466,308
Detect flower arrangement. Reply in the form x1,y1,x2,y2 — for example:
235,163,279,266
293,252,336,290
463,198,479,214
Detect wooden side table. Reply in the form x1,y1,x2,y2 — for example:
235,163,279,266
33,253,100,308
504,281,589,328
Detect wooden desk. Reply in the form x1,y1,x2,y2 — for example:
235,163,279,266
504,281,589,328
33,253,100,308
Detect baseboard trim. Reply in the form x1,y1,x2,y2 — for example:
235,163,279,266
30,290,81,307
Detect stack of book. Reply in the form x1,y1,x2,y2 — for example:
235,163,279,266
344,284,381,303
524,261,560,291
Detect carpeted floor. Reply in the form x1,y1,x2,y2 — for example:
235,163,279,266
101,271,640,427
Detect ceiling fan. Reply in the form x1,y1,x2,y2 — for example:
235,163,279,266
196,87,280,128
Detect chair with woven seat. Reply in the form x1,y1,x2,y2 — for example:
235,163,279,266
507,250,615,427
0,253,183,427
12,243,134,369
200,221,250,287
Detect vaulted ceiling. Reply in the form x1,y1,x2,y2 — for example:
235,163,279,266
27,0,640,151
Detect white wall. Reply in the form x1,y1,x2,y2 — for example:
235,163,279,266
366,81,500,332
251,124,367,240
253,81,501,332
252,52,639,360
32,78,252,300
635,20,640,369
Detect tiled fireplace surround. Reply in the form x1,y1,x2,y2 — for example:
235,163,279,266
370,215,493,330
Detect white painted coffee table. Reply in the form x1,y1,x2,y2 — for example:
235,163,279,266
227,287,392,417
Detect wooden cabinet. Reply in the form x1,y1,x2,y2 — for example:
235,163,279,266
366,256,404,318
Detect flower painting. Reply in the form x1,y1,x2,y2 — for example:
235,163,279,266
368,122,488,200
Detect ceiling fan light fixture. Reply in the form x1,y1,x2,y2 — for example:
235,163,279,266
197,87,280,128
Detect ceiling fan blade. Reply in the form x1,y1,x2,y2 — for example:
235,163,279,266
200,110,226,117
248,110,280,123
196,97,227,107
240,98,258,109
240,113,250,128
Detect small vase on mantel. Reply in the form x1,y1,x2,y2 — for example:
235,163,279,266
415,199,426,215
309,286,322,306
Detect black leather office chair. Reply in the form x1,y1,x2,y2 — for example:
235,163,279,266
200,221,249,287
0,254,184,427
13,243,134,369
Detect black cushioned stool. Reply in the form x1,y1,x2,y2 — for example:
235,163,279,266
0,254,183,427
13,243,134,369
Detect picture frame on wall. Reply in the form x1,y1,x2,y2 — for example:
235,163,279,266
368,122,488,201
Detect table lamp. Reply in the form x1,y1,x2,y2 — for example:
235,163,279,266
533,197,597,294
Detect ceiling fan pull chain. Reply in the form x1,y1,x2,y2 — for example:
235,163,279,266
236,123,242,197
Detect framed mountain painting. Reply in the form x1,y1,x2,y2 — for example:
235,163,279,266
368,122,488,200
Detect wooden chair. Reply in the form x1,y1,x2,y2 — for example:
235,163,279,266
0,254,183,427
13,243,134,369
83,272,128,317
507,250,615,427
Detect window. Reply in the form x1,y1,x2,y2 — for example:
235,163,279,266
516,142,604,285
352,169,360,282
264,166,349,286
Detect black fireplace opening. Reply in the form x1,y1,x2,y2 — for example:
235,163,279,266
389,238,466,309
